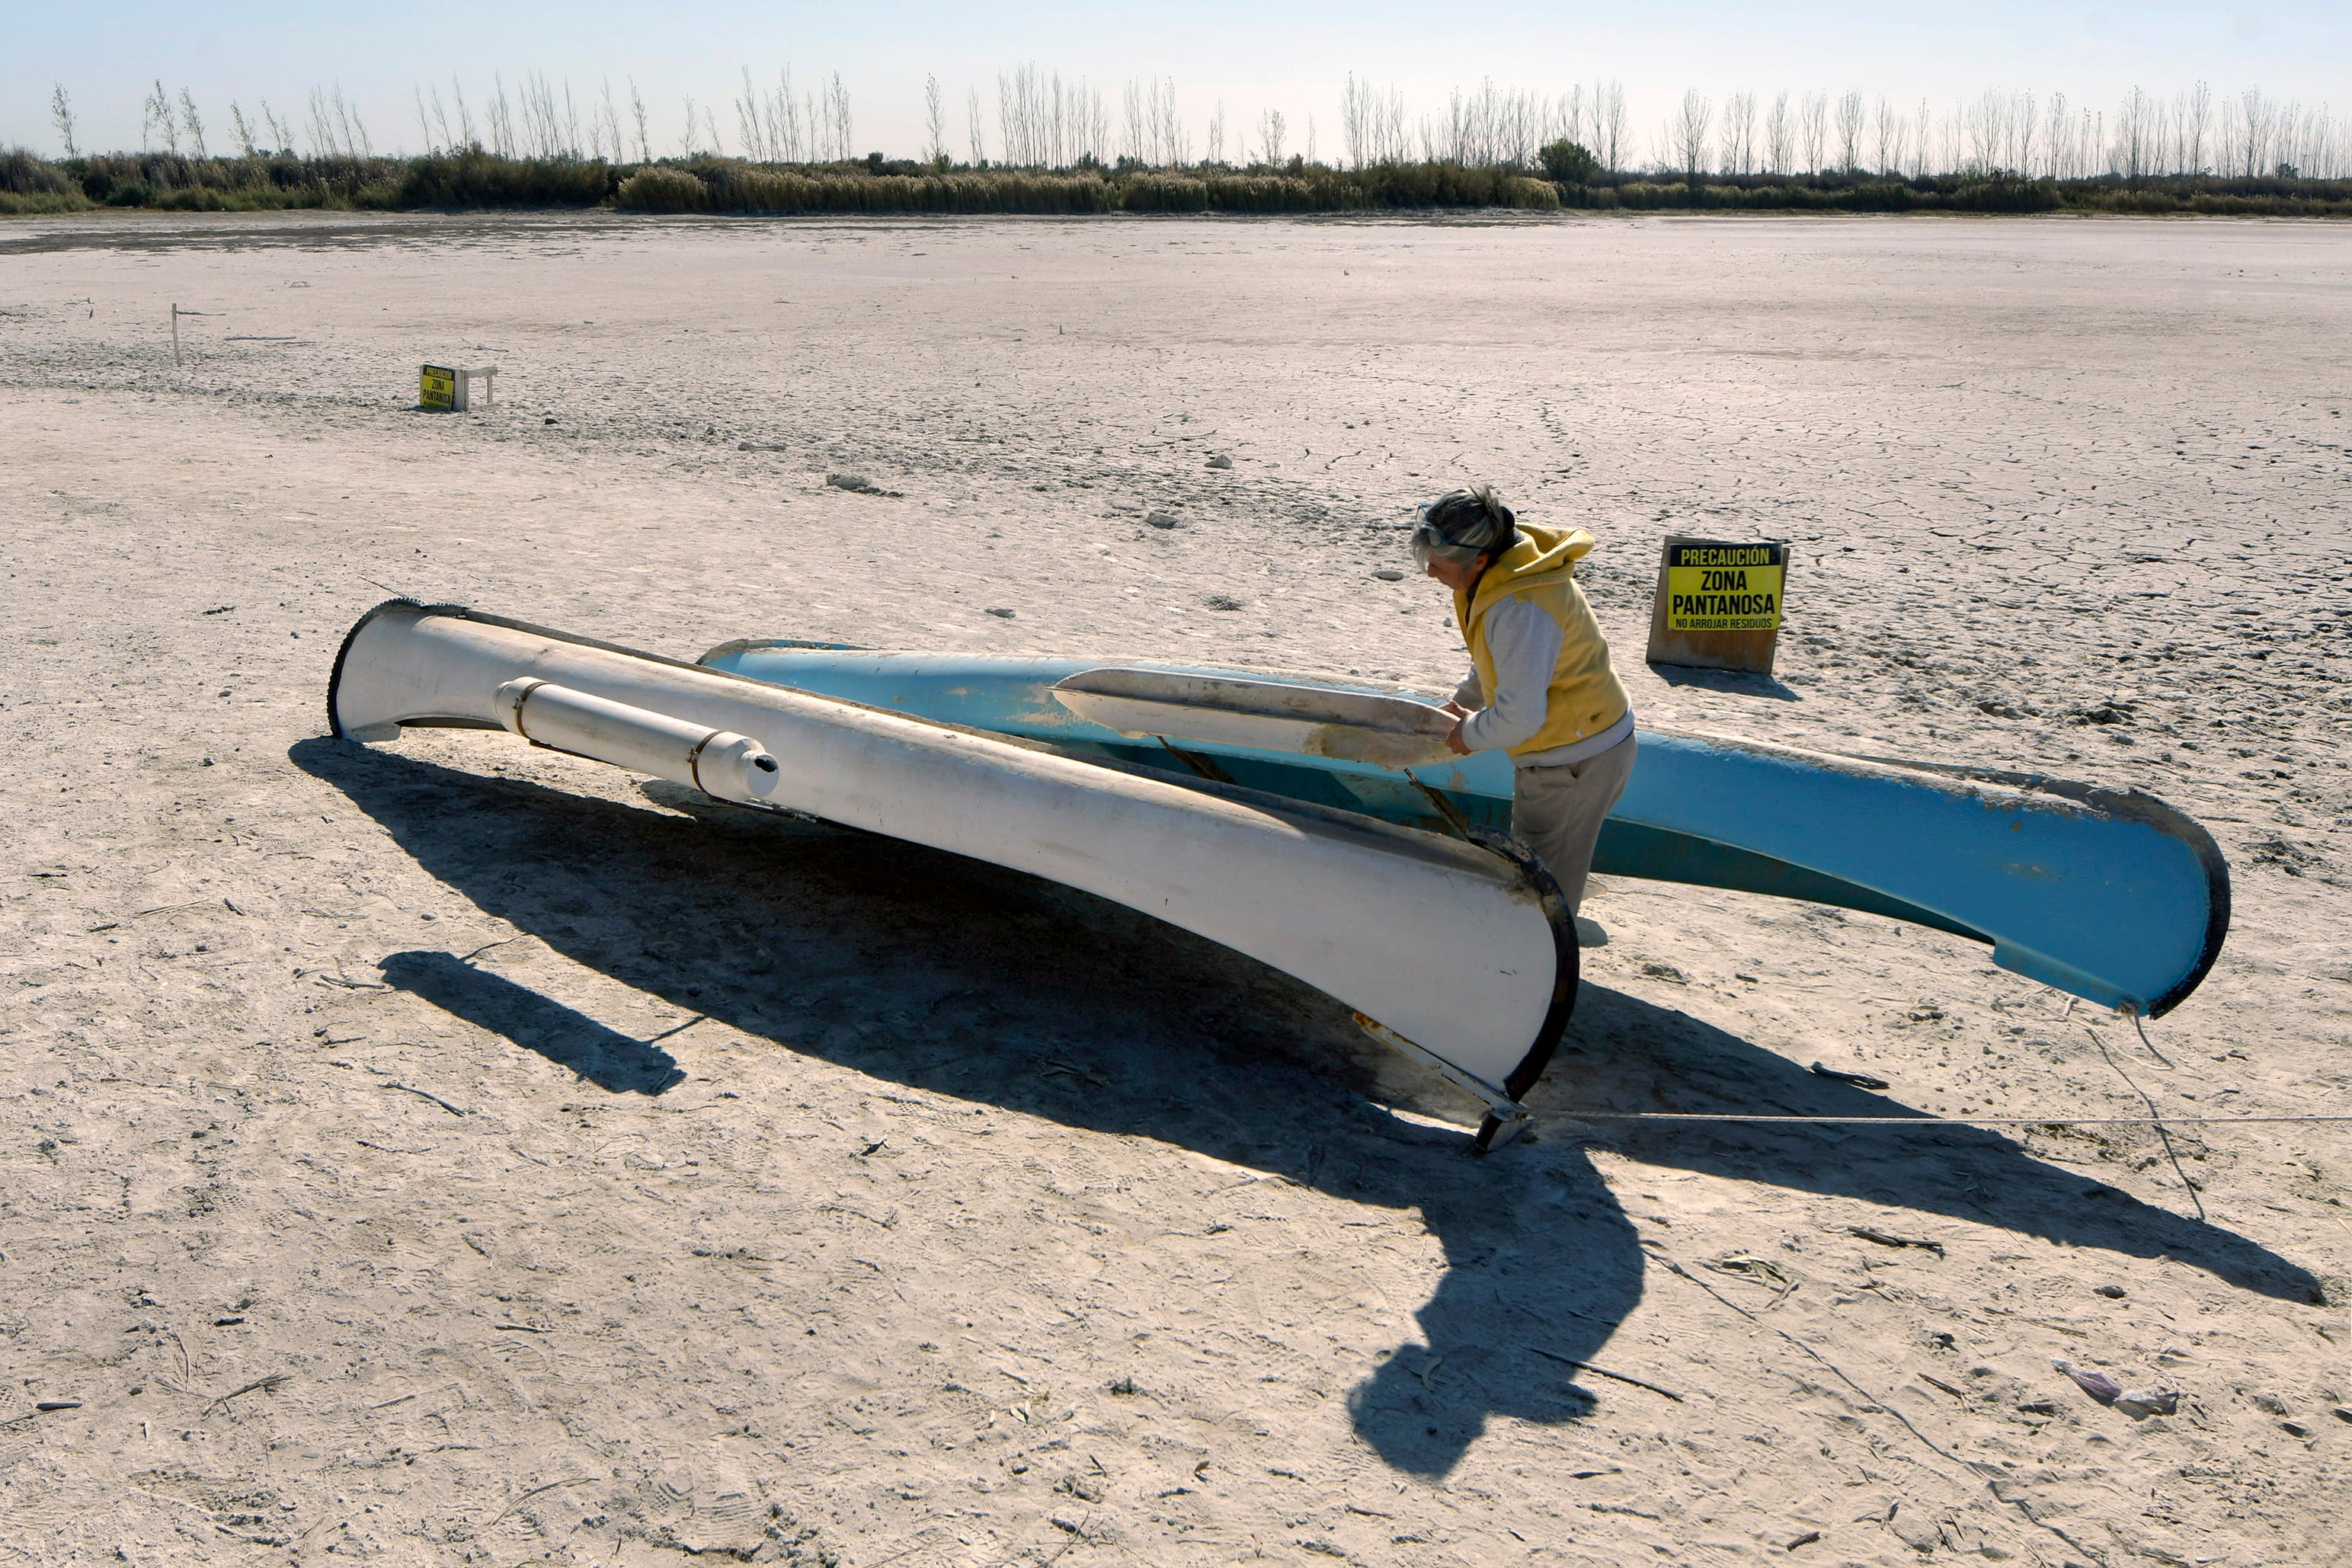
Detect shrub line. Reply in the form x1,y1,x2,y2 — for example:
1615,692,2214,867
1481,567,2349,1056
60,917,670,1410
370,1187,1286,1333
4,147,2347,218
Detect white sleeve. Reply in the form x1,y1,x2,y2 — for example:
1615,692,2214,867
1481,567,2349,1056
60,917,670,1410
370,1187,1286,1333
1459,599,1563,754
1452,668,1485,708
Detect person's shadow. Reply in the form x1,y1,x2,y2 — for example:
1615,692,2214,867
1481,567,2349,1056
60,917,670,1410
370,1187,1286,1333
289,735,2319,1477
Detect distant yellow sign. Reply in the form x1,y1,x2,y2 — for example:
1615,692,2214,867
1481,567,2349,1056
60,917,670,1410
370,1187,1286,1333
1664,542,1785,632
420,364,456,411
1644,535,1790,675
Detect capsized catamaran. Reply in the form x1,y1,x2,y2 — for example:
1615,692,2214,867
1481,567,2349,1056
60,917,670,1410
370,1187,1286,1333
699,642,2231,1022
330,601,1575,1148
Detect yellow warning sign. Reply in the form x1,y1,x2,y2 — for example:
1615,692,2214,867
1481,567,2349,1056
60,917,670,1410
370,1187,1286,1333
419,364,456,411
1645,535,1791,675
1663,542,1784,632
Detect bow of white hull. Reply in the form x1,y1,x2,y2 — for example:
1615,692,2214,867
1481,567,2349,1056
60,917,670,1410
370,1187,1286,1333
329,602,1575,1129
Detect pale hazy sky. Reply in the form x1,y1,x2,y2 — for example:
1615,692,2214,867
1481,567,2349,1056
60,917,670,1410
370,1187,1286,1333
9,1,2345,160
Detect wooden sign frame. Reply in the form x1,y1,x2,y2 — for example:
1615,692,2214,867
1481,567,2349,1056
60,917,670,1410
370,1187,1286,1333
1643,534,1790,675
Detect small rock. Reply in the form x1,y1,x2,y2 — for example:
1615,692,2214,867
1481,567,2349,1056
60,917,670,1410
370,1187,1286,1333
1109,500,1141,513
2066,700,2134,725
2282,1420,2310,1438
1204,595,1244,612
2332,1406,2352,1424
543,415,558,424
1206,454,1233,469
1146,510,1185,530
2094,1284,2127,1299
985,607,1016,619
826,472,877,493
1639,962,1687,984
1372,568,1404,581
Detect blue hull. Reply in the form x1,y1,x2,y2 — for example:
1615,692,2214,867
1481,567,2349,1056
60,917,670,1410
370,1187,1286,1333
700,643,2229,1018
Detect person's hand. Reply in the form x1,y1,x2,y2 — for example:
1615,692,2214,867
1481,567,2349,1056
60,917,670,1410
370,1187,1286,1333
1445,718,1470,756
1440,699,1468,718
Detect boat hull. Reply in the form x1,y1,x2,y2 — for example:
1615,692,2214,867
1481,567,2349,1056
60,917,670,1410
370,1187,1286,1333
330,602,1578,1115
700,642,2229,1018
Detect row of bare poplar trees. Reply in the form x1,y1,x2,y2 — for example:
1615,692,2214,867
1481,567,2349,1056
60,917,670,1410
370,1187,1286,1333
1656,84,2345,181
50,72,849,165
46,72,2349,182
936,68,1302,169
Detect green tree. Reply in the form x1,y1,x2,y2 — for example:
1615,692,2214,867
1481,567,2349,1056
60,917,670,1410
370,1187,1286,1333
1537,138,1597,186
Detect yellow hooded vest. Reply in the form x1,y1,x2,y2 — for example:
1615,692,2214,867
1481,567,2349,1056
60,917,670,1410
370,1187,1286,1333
1454,523,1631,759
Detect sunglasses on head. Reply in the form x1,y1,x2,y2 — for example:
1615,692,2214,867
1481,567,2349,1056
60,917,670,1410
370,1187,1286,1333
1411,505,1486,555
1410,505,1491,569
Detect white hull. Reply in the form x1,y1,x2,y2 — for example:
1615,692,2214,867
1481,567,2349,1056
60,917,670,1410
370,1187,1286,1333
331,603,1573,1129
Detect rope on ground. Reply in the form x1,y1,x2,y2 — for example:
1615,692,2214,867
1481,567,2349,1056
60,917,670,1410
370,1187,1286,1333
2127,1008,2181,1070
1554,1012,2343,1150
2087,1023,2207,1223
1546,1112,2352,1127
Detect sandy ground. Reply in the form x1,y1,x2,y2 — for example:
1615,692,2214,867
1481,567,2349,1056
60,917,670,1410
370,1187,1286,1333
2,210,2350,1566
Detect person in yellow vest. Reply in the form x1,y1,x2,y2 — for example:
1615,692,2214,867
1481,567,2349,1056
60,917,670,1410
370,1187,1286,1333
1413,485,1635,923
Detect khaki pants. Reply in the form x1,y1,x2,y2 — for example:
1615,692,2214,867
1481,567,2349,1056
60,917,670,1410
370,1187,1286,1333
1509,731,1636,915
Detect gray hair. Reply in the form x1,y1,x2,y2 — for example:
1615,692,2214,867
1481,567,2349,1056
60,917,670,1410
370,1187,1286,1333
1412,485,1519,569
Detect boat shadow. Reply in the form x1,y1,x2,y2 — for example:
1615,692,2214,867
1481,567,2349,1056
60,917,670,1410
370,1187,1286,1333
288,735,2320,1479
376,949,690,1094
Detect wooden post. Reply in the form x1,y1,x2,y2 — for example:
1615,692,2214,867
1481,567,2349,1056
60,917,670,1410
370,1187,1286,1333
171,303,180,367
